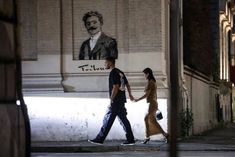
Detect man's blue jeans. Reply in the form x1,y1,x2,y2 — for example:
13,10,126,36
95,103,135,142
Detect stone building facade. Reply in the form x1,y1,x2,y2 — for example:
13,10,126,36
1,1,234,152
182,0,234,135
20,0,235,141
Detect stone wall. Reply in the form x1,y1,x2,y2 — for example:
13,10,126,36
184,68,219,134
24,95,168,141
0,105,26,157
0,1,26,155
232,87,235,122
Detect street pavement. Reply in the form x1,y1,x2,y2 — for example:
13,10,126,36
32,151,235,157
32,123,235,157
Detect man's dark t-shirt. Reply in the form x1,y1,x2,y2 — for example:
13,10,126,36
109,68,128,104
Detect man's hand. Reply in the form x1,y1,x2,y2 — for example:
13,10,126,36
133,98,139,102
129,94,134,101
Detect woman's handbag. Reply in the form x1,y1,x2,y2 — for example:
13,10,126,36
156,110,163,120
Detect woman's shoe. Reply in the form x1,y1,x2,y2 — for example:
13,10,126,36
141,138,150,144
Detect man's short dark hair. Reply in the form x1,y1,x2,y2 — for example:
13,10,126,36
82,11,103,25
105,56,115,65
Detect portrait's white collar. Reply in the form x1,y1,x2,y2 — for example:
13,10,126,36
91,31,102,40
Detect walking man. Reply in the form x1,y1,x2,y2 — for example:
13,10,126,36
88,57,135,145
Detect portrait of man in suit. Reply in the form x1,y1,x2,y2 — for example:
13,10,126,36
79,11,118,60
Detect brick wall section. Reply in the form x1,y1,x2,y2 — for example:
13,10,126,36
183,0,213,76
37,0,60,55
209,0,220,81
19,0,37,60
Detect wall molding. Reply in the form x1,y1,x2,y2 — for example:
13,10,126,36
184,65,219,89
22,73,64,93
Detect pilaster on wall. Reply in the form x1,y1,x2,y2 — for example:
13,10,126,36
21,0,63,92
19,0,37,60
219,0,234,81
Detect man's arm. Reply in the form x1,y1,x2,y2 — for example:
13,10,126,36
126,83,134,101
110,84,119,104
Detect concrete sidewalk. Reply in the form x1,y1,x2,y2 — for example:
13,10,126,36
173,123,235,151
32,140,167,153
31,123,235,153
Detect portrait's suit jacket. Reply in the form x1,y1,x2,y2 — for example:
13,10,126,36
79,33,118,60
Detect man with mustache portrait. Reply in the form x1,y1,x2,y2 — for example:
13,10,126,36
79,11,118,60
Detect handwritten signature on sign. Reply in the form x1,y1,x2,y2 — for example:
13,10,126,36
78,64,106,72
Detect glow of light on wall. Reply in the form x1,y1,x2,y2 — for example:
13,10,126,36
24,96,168,141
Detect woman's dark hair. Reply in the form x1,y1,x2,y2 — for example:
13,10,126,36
143,67,156,82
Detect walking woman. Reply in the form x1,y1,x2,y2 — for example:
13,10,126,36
134,68,169,144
